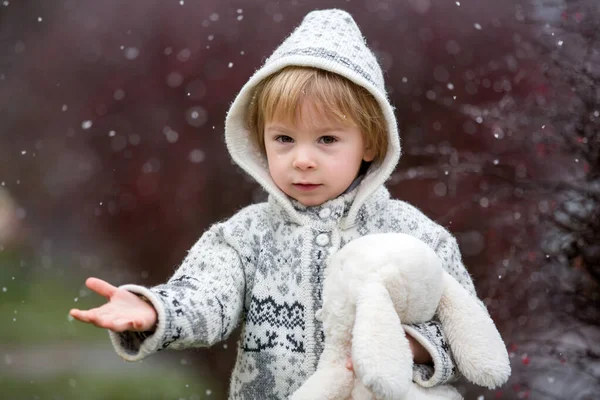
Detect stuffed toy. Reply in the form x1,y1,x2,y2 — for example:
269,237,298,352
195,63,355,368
291,232,511,400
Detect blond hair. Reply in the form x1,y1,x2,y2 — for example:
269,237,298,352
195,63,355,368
246,66,388,163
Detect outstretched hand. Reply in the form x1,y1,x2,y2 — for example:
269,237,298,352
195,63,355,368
69,277,158,333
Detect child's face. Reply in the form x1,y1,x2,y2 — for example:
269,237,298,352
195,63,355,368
264,100,375,207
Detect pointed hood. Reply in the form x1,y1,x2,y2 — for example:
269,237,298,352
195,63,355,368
224,9,400,227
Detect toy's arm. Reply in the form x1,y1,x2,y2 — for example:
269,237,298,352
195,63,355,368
108,221,248,361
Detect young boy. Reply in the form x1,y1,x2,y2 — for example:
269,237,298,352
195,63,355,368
71,9,489,399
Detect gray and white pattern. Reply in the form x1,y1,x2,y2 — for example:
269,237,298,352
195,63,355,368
106,8,491,400
109,186,480,399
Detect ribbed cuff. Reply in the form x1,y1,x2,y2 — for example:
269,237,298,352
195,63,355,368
403,322,458,387
108,284,169,362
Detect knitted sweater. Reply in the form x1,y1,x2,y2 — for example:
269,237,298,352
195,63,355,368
108,8,488,399
109,186,476,399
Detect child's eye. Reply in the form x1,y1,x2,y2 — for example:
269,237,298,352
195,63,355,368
275,135,294,143
319,136,338,144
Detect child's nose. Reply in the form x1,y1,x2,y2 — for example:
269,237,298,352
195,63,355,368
292,147,317,170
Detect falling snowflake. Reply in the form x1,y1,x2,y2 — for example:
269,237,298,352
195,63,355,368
124,47,140,60
113,89,126,100
189,149,205,164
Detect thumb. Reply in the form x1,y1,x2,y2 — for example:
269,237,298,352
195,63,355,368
346,357,353,371
86,277,118,299
132,319,144,331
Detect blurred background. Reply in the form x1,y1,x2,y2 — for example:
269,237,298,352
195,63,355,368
1,0,598,399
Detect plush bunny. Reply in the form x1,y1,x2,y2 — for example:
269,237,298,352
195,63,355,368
291,233,511,400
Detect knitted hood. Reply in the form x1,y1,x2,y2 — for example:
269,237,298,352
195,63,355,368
224,9,401,227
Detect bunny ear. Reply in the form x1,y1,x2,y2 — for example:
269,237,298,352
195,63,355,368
352,277,413,399
437,272,511,389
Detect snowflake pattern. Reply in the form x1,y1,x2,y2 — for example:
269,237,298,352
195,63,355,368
111,186,481,399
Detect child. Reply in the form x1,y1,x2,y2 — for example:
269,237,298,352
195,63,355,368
70,9,492,399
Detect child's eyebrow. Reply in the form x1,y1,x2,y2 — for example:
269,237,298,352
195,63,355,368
265,124,345,134
264,124,290,132
314,126,343,133
264,125,294,136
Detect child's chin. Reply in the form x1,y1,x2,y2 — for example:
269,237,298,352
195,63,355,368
295,196,328,207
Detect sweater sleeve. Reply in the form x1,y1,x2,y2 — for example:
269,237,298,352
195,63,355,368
403,233,487,387
108,221,247,362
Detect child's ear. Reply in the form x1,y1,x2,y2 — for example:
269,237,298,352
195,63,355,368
363,147,376,162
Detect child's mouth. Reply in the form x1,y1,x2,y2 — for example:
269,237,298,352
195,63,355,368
293,183,321,191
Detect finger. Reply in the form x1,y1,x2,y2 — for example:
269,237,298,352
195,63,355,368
131,318,145,331
110,318,134,332
69,308,93,323
71,308,112,329
88,312,121,330
69,308,83,321
111,317,148,332
86,277,118,299
346,357,353,371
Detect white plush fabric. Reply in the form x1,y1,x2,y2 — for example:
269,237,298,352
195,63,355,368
291,233,511,400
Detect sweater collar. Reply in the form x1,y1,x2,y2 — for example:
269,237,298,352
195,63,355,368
268,183,390,229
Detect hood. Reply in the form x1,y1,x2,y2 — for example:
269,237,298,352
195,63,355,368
224,9,401,228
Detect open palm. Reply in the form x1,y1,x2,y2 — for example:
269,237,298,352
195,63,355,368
69,277,157,333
